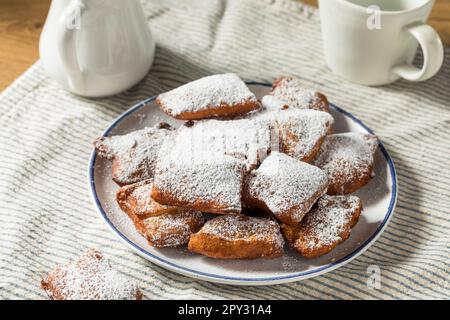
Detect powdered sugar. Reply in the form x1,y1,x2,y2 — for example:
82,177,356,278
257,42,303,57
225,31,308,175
255,108,334,162
142,211,204,247
261,95,289,111
245,152,328,224
296,195,362,250
117,179,180,218
199,215,285,249
152,116,279,213
314,133,378,193
176,118,272,171
125,180,156,213
156,73,258,117
270,77,326,111
42,249,140,300
94,125,174,185
154,133,246,213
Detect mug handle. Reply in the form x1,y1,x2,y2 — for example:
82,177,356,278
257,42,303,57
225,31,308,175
393,22,444,82
57,0,86,94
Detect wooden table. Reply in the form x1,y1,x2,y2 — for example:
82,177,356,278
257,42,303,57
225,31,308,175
1,0,449,92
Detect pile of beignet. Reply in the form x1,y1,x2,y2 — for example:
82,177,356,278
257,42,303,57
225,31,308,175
94,74,378,259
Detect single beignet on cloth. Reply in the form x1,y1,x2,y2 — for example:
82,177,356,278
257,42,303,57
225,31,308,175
243,152,329,226
264,76,329,112
314,133,379,194
156,73,260,120
188,215,284,259
94,124,174,186
41,249,142,300
281,195,362,258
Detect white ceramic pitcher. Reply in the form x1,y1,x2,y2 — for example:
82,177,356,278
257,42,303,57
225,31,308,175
40,0,155,97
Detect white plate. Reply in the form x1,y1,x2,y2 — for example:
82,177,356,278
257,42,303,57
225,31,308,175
88,83,397,286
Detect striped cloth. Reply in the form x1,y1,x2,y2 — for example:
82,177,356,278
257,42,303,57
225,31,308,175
0,0,449,300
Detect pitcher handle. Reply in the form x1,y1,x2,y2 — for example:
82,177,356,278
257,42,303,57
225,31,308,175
57,0,86,94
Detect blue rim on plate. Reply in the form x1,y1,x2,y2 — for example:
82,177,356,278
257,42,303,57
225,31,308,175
88,82,397,283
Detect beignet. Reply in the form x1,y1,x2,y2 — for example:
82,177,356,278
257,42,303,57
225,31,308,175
152,146,246,214
41,249,142,300
244,152,328,226
156,73,260,120
94,124,174,186
258,108,334,163
267,76,329,112
116,179,183,223
314,133,379,194
281,195,362,258
141,211,205,248
188,215,284,259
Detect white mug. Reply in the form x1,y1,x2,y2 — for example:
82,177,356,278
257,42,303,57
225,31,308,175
40,0,156,97
318,0,444,85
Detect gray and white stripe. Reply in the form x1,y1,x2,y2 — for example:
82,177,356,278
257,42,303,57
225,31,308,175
0,0,449,299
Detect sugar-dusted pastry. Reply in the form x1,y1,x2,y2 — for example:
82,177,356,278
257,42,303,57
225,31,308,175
261,95,289,111
267,76,329,112
314,133,379,194
116,179,204,247
281,195,362,258
141,211,205,248
151,121,251,214
94,123,174,186
243,152,328,226
262,108,334,163
188,215,284,259
41,249,142,300
175,118,272,171
116,179,183,226
152,152,245,215
156,73,260,120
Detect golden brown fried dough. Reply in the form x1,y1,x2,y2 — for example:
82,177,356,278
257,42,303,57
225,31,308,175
268,76,329,112
272,109,333,163
116,179,182,224
94,124,174,186
151,127,247,214
281,195,362,258
156,73,260,120
314,133,379,194
244,152,328,226
188,215,284,259
151,158,245,214
141,211,205,248
249,107,334,163
116,181,204,248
